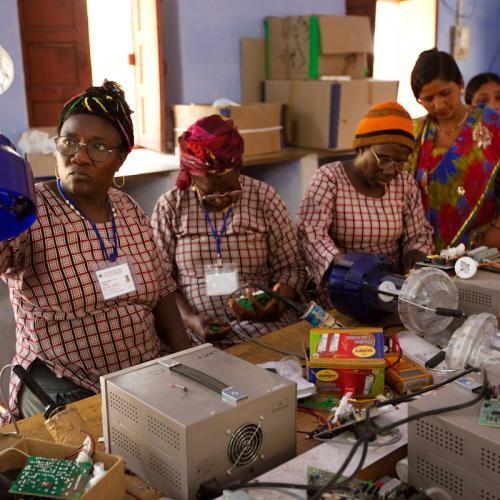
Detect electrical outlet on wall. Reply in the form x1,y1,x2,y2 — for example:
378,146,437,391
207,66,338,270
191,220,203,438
451,24,470,60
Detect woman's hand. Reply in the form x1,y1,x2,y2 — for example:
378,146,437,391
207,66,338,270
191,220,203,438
403,249,426,273
186,313,231,342
228,283,286,323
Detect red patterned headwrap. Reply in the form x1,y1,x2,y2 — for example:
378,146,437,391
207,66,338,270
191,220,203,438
176,114,244,191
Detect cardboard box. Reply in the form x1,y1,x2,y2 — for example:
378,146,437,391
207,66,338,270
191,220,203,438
307,328,385,397
21,127,58,178
172,103,282,157
310,329,385,365
308,366,384,397
0,437,125,499
264,15,373,80
26,152,57,178
264,79,399,150
240,37,265,103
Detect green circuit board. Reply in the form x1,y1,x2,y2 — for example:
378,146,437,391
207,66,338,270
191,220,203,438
236,291,271,310
9,456,92,499
479,398,500,428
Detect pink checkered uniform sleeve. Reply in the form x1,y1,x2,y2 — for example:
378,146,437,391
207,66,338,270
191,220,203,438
297,163,433,282
296,165,342,285
1,184,171,419
151,176,305,348
263,187,306,291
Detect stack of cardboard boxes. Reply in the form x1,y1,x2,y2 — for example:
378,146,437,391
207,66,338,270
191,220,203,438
308,328,385,398
263,15,399,151
172,102,282,159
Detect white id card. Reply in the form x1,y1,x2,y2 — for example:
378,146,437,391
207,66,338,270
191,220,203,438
95,260,137,300
204,262,239,296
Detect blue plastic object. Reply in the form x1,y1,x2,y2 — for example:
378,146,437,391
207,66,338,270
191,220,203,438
0,134,37,240
326,252,405,323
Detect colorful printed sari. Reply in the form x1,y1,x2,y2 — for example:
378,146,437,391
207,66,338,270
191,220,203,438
409,105,500,252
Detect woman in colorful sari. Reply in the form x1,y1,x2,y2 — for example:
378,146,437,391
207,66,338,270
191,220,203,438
409,49,500,252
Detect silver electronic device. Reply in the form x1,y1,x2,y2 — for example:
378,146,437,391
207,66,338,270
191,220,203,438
407,366,500,499
455,269,500,316
100,344,297,499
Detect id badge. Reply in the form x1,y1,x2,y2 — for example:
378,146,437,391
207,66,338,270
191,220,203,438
204,262,239,296
95,257,137,300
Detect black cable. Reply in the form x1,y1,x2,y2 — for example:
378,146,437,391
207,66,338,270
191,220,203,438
225,482,313,491
385,343,403,370
223,308,307,359
310,367,476,441
222,284,307,359
377,372,488,435
364,283,466,318
310,405,373,499
226,368,488,496
374,366,476,409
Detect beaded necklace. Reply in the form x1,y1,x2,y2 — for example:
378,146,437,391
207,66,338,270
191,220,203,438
57,178,119,262
434,107,469,136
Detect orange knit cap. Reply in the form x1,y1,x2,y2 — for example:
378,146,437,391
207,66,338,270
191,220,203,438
352,100,415,150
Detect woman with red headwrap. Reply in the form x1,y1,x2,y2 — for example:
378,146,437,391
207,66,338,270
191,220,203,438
151,115,306,347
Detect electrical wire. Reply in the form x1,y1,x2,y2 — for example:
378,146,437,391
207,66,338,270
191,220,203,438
222,284,307,359
0,447,30,459
309,405,373,500
398,296,437,312
0,364,20,436
365,284,465,318
385,336,403,370
375,366,476,409
440,0,477,19
225,310,307,359
314,427,402,447
227,368,488,497
297,406,328,425
377,373,487,436
311,373,487,499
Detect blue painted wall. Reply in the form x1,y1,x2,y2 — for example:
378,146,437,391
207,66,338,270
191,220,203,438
437,0,500,83
162,0,345,105
0,0,28,143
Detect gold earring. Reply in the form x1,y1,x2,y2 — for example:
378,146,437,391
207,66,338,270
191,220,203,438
113,176,126,188
55,166,60,179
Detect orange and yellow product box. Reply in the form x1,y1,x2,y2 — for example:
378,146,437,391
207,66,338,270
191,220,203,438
307,328,385,397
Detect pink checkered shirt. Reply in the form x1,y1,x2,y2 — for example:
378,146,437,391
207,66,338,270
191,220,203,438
151,175,306,348
296,162,433,288
0,183,175,417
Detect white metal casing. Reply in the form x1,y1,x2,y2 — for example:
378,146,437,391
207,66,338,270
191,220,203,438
100,344,297,499
455,269,500,316
408,366,500,499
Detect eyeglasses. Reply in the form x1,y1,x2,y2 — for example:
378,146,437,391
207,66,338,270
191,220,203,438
370,147,409,173
200,189,242,203
54,136,122,162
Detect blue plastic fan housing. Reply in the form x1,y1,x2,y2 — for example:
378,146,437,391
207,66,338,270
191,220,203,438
0,134,37,240
326,252,404,323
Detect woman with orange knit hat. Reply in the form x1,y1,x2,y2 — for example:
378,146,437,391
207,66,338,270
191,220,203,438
296,101,433,306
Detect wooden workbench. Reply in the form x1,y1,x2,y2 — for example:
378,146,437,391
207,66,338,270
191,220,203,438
0,310,401,498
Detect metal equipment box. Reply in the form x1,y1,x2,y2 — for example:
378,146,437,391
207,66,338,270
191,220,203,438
408,369,500,499
101,344,297,499
456,269,500,316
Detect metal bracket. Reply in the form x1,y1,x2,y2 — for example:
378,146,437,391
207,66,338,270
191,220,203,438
222,387,248,405
159,359,180,369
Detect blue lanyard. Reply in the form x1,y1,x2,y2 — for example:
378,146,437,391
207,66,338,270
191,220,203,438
57,179,118,262
203,205,232,263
